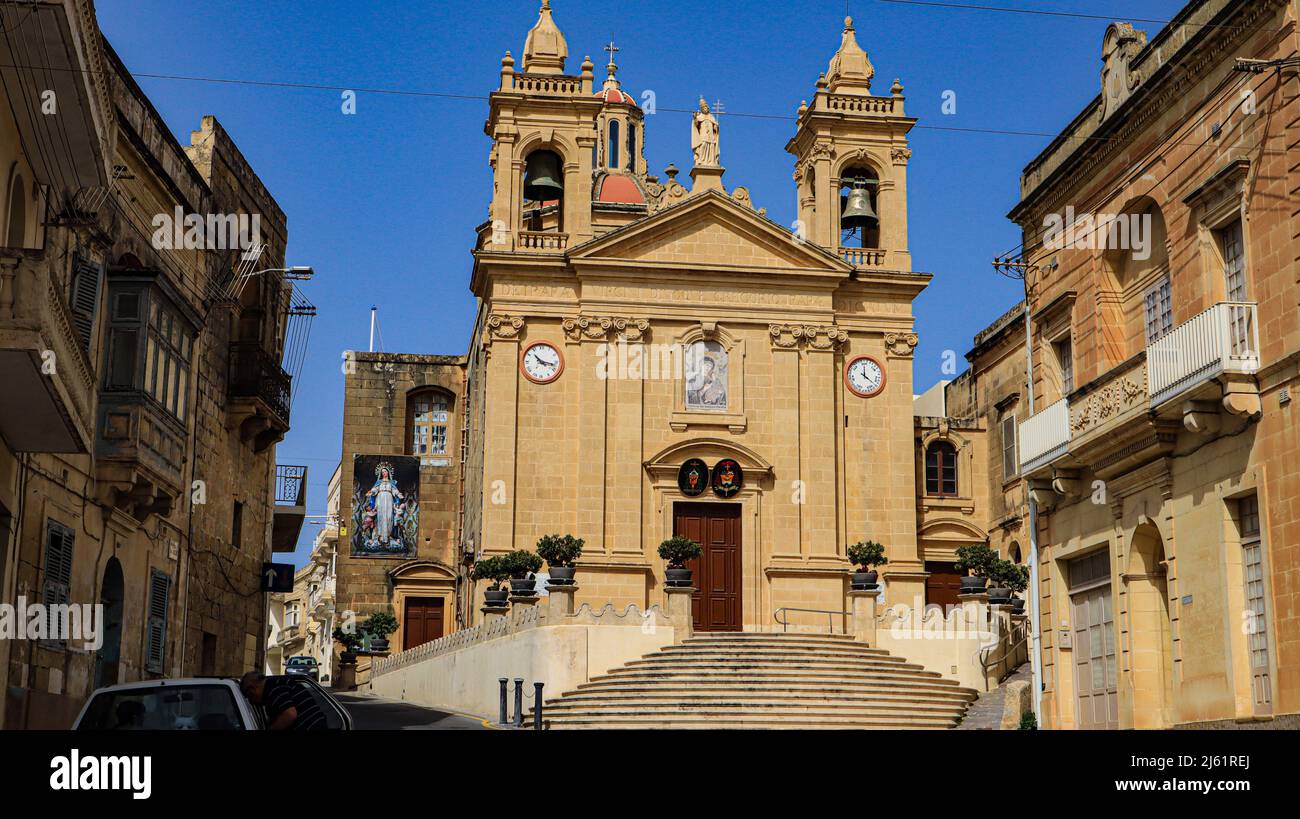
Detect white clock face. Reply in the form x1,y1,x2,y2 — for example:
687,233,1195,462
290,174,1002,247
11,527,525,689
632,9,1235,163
522,342,562,383
847,357,884,397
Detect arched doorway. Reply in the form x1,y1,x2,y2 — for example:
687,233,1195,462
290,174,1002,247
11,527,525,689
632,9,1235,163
1126,523,1173,728
94,558,124,689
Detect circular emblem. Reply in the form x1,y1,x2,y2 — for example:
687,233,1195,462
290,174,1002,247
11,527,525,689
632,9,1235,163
845,355,886,398
520,341,564,384
711,458,743,498
677,458,709,497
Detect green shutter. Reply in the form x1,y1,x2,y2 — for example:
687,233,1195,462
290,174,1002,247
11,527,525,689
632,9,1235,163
69,255,102,353
146,569,171,674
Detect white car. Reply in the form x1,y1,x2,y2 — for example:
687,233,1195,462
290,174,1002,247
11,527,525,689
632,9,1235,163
72,677,351,730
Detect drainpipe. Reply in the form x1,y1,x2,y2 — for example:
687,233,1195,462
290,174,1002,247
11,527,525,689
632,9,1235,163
1023,283,1045,727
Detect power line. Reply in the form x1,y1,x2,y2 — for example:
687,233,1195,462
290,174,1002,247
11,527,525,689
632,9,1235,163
871,0,1290,33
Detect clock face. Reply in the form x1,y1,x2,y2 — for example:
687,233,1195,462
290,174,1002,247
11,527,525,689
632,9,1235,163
521,341,563,384
845,355,885,397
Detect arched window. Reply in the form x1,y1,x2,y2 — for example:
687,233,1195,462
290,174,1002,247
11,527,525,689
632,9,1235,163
6,173,26,247
925,441,957,496
1009,542,1022,564
408,389,451,467
607,120,620,170
625,122,636,171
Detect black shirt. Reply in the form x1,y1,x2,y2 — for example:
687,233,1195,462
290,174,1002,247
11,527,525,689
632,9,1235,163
263,677,328,730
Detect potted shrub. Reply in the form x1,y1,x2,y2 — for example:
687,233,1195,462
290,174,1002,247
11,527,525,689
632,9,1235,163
658,535,702,587
333,625,364,662
987,559,1016,604
470,555,510,607
954,543,997,594
501,549,544,595
361,610,399,653
536,534,584,586
1006,563,1030,614
846,540,888,590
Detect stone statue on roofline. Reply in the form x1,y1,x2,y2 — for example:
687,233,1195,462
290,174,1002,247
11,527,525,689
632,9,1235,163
692,97,720,167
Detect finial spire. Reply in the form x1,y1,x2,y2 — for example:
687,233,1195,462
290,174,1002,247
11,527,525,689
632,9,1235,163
523,0,568,74
826,15,874,93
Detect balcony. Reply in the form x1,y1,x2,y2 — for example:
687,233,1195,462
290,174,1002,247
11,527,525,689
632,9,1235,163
517,231,569,252
1018,301,1261,483
227,342,291,451
272,464,307,553
838,247,888,268
1148,302,1259,410
0,250,98,453
1018,399,1070,475
95,395,187,520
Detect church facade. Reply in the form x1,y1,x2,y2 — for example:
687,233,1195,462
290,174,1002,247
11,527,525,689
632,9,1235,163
462,5,930,630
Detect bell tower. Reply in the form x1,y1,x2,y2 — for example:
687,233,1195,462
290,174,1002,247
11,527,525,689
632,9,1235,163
786,17,915,271
484,1,600,250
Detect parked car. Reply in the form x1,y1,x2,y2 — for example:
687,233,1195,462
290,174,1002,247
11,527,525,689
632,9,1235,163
73,676,351,730
285,655,320,680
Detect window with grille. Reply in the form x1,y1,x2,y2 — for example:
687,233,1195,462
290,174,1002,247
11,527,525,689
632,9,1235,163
146,569,171,674
925,441,958,496
409,391,450,467
1219,219,1246,301
1239,494,1271,713
1001,415,1018,481
1143,277,1172,345
42,521,75,647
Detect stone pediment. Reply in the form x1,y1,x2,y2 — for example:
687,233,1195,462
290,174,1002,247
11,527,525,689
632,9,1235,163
569,190,851,276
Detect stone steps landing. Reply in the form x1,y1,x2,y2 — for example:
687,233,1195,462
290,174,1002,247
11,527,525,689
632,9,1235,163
536,632,979,730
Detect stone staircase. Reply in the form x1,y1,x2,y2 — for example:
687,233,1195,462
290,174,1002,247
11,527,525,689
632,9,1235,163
535,632,979,729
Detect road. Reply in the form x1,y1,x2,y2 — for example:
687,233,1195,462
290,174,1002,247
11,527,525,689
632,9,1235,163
332,692,493,730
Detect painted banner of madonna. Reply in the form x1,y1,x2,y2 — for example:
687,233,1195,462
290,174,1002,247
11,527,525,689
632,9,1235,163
350,454,420,557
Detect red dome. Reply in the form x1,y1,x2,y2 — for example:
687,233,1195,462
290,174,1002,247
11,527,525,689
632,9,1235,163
597,174,644,204
593,87,638,107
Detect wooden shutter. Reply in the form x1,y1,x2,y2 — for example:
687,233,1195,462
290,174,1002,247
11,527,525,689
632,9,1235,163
69,255,103,353
1001,416,1018,480
41,522,74,646
146,569,171,674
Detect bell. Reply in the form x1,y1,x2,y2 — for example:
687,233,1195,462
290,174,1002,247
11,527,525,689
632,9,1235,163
840,178,878,230
523,152,564,202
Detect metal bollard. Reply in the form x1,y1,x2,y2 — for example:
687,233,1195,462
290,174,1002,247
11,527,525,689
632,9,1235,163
513,678,524,728
498,677,508,725
533,682,544,730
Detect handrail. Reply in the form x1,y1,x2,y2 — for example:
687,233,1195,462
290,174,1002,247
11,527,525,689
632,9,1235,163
773,607,851,634
980,616,1029,677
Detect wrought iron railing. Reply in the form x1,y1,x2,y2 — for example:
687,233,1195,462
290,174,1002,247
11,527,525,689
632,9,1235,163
229,341,291,425
275,464,306,507
773,607,851,634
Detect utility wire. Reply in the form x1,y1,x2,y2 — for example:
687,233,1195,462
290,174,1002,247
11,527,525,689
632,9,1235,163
872,0,1292,33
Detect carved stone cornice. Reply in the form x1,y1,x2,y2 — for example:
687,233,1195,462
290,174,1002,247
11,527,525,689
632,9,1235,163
769,323,848,351
562,315,650,342
484,313,524,341
884,331,919,357
1070,362,1147,433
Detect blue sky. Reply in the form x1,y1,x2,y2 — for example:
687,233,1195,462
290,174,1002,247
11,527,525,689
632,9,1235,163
95,0,1189,565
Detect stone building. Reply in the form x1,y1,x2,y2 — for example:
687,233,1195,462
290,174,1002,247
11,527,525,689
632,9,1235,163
0,1,306,728
335,354,467,650
333,4,935,642
1009,0,1298,728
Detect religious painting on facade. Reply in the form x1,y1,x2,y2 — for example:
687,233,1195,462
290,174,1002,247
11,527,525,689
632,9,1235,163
350,454,420,557
685,340,728,410
711,458,743,498
678,458,709,497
